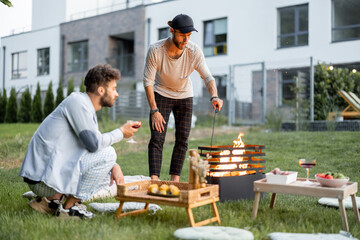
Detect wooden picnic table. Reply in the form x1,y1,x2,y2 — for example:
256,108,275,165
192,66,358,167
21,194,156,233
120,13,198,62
251,178,359,231
115,180,221,227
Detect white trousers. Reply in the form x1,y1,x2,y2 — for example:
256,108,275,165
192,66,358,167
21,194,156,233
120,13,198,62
28,146,117,201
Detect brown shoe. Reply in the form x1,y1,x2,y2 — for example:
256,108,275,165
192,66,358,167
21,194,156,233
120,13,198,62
28,197,61,215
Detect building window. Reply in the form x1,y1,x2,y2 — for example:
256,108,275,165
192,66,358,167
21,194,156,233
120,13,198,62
203,18,227,57
67,40,88,72
158,27,170,40
332,0,360,42
279,69,309,105
11,51,27,79
202,75,227,98
37,48,50,76
278,4,308,48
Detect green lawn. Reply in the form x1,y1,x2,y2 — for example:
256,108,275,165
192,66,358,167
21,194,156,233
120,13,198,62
0,122,359,240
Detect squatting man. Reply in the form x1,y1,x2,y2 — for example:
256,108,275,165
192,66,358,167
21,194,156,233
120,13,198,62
19,64,140,219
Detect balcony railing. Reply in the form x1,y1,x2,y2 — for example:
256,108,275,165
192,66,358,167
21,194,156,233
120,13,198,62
70,0,171,21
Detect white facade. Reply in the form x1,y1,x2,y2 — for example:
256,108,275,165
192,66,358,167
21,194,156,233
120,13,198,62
1,26,60,95
145,0,360,102
1,0,359,102
32,0,66,31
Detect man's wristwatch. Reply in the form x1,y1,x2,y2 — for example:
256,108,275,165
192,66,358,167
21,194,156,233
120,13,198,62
210,96,218,101
150,108,159,115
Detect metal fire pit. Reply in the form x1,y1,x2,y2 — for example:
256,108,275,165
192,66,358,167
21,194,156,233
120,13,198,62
198,145,266,201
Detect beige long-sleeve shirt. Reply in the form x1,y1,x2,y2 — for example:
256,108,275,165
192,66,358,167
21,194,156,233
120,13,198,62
143,38,215,99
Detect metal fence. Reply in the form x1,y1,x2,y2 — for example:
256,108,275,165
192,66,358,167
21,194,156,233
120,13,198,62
110,90,252,121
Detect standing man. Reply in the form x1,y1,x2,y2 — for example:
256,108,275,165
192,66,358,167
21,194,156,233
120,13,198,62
143,14,223,182
19,64,140,219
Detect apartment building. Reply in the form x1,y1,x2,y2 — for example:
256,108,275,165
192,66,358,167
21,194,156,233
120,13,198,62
1,0,359,123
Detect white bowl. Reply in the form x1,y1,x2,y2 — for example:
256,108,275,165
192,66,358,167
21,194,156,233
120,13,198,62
315,175,349,188
266,171,298,184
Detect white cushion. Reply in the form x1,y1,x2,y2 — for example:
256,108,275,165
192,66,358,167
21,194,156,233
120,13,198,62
268,231,358,240
88,202,161,214
318,196,360,209
174,226,254,240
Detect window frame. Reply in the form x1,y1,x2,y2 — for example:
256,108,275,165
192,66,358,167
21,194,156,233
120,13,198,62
203,17,228,57
11,51,27,79
158,27,170,40
277,4,309,49
331,0,360,42
67,40,88,73
278,68,310,106
37,47,50,76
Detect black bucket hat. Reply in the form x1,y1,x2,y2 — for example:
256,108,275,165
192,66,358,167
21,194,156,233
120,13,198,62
167,14,198,33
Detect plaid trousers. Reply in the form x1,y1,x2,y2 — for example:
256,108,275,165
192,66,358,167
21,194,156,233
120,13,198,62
28,146,116,201
148,92,193,177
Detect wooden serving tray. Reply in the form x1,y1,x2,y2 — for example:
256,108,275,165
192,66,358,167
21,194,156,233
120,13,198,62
115,180,221,227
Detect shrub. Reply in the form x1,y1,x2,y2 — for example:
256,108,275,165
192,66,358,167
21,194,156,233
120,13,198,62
265,108,284,132
56,80,64,107
314,63,360,120
17,88,32,123
5,87,17,123
31,82,43,122
43,81,55,118
67,77,75,96
80,77,86,92
0,89,7,123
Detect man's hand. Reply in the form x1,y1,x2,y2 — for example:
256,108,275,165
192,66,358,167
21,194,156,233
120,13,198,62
110,163,124,186
120,121,140,138
211,98,223,112
152,111,166,133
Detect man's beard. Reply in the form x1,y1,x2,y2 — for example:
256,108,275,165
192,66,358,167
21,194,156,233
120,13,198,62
172,37,186,50
100,90,114,107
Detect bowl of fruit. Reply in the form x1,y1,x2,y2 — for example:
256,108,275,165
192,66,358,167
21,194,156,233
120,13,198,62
315,172,349,188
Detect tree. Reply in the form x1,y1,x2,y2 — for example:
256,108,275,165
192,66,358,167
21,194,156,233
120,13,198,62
31,82,43,122
0,0,13,7
43,81,55,118
80,77,86,92
314,63,360,120
56,79,64,107
67,77,75,96
17,88,32,123
0,89,7,123
5,87,17,123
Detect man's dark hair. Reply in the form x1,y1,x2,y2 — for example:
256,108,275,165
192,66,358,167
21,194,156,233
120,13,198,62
84,64,121,93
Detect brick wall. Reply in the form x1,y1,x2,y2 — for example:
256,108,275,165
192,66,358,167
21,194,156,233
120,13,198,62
60,6,145,87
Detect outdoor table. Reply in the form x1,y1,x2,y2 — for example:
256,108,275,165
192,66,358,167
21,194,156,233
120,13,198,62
251,178,359,231
115,180,221,227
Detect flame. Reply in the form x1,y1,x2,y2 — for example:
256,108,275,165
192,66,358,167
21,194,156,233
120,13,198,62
211,132,249,177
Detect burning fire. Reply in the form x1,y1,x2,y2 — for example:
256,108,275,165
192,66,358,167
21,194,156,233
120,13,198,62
209,132,254,177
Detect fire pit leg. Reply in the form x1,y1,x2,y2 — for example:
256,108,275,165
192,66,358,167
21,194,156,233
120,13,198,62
351,194,360,222
251,191,261,219
270,193,277,209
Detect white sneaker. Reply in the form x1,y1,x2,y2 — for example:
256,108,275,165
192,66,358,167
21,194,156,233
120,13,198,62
56,203,94,219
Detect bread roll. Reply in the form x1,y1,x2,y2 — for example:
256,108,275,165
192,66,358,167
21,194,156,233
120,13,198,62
159,189,167,195
159,184,170,192
169,185,180,196
148,184,159,194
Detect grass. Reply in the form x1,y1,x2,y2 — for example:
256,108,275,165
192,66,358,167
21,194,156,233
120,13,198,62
0,122,359,240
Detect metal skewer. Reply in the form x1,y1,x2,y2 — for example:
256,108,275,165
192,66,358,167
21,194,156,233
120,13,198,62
210,107,219,151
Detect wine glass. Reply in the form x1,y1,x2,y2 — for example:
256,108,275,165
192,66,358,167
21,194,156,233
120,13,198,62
126,120,141,144
298,158,316,184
